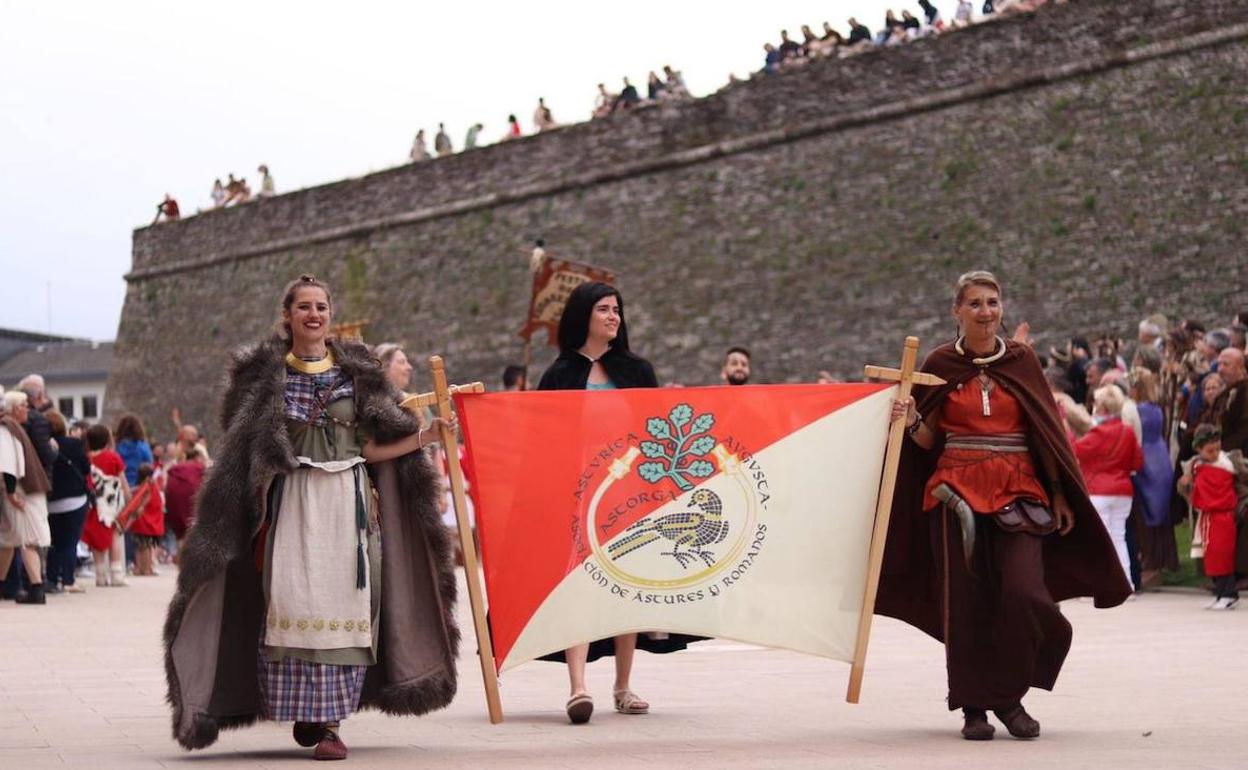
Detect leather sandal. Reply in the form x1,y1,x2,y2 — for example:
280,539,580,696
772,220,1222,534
961,707,995,741
566,693,593,724
613,689,649,715
994,703,1040,738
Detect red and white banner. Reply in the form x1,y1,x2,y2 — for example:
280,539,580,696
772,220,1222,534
455,383,895,672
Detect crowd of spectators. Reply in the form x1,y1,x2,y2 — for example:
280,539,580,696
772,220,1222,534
0,372,210,605
758,0,1063,75
1032,312,1248,606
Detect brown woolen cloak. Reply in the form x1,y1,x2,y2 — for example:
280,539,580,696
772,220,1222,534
162,337,459,750
875,339,1132,643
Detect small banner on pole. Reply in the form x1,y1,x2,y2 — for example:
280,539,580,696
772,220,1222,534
454,382,896,673
520,254,616,345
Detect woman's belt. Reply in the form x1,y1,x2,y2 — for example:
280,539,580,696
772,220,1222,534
944,433,1028,452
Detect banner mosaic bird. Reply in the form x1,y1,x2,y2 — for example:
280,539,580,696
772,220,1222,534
606,489,728,569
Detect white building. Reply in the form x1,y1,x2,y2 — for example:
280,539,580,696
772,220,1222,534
0,339,114,421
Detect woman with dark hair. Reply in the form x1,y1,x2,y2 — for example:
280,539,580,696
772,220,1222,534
879,271,1131,741
162,274,461,760
45,410,92,593
114,414,153,489
114,414,153,575
537,281,690,724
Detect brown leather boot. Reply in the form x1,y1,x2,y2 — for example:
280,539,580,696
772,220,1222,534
994,703,1041,738
961,707,995,740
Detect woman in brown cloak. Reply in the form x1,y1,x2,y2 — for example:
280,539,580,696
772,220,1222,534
878,271,1132,740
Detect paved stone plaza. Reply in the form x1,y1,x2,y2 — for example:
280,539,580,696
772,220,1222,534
2,571,1244,769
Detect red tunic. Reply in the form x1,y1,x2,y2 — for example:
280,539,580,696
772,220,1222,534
924,378,1050,513
82,450,126,552
1192,457,1238,576
128,480,166,537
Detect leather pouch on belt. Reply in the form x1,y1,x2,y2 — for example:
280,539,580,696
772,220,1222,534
994,498,1057,535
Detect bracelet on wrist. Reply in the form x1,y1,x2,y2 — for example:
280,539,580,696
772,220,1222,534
906,416,923,436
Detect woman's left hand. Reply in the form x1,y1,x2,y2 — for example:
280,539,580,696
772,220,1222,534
1053,496,1075,535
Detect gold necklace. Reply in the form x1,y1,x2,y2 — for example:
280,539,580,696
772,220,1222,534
285,349,335,374
954,335,1007,366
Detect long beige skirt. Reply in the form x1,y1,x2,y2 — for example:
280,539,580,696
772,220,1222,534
0,491,51,548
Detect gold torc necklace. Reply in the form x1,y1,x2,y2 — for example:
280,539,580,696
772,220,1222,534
285,349,335,375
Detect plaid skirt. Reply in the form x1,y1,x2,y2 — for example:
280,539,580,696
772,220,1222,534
258,655,367,723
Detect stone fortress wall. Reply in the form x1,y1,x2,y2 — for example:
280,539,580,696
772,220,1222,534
111,0,1248,434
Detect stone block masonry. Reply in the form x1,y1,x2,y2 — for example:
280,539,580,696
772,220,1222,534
111,0,1248,436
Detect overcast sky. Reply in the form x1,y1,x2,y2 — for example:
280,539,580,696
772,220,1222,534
0,0,973,341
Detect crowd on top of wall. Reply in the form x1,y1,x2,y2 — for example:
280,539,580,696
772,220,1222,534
759,0,1066,75
151,0,1071,223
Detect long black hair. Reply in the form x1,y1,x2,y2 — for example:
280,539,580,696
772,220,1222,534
557,281,631,354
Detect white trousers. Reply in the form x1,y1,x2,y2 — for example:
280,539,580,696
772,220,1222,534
1090,494,1133,584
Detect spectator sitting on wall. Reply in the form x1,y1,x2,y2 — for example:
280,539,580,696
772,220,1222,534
153,193,180,224
812,22,844,56
210,178,225,208
800,25,819,55
410,129,430,161
257,164,275,197
881,9,904,43
592,83,617,118
504,113,522,140
534,98,557,131
953,0,974,27
222,174,250,206
647,71,666,101
778,29,802,60
918,0,943,28
846,17,873,46
435,123,453,156
762,43,781,74
901,10,922,33
663,65,689,98
464,122,483,150
611,77,640,112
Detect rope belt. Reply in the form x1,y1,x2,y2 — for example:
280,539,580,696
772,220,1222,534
944,433,1028,453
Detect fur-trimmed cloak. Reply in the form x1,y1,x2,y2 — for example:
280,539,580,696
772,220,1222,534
163,337,459,750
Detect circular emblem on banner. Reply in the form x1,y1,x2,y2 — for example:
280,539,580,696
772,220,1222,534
584,403,766,591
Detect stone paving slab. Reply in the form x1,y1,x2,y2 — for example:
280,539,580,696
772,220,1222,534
2,571,1244,769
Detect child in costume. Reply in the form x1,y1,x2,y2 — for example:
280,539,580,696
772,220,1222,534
126,463,165,575
1178,425,1245,610
82,424,130,587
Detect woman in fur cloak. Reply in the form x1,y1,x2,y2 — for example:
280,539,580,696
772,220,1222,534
163,275,460,760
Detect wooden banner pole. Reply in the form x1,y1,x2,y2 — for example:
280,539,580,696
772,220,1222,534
522,336,533,387
428,356,504,724
846,336,923,704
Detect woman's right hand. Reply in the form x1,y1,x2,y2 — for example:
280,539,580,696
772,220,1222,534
891,397,918,427
5,492,25,511
419,416,459,447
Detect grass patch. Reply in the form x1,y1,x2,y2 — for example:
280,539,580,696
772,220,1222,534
942,158,978,189
1162,520,1205,588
